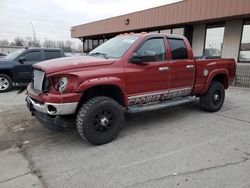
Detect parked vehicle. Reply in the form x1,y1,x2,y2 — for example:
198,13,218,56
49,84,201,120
0,52,6,58
26,33,236,145
0,48,65,92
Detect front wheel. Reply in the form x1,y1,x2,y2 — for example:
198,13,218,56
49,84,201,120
0,74,12,93
76,96,124,145
199,81,225,112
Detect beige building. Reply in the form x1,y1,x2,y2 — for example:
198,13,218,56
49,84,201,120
71,0,250,87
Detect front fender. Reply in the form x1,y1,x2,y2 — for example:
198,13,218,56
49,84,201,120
77,76,126,94
0,61,15,81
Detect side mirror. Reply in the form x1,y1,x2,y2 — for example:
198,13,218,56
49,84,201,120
129,53,143,64
129,52,156,64
18,56,26,64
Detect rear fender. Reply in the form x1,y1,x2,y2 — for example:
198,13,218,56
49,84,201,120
203,69,229,94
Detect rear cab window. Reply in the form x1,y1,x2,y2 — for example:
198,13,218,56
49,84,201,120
44,51,62,60
167,38,188,60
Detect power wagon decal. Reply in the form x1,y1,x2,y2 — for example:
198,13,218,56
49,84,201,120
128,87,192,106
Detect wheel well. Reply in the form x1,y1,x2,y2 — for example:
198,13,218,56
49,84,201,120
77,85,125,110
0,70,13,81
212,74,228,89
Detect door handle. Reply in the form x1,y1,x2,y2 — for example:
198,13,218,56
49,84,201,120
186,65,194,69
159,67,169,72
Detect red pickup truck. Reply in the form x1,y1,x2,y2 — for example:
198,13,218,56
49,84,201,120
26,33,236,145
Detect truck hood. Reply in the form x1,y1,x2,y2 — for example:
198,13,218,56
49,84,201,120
0,59,15,69
0,58,13,63
33,56,116,74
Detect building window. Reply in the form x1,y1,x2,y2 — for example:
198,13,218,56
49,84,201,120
172,28,184,35
93,40,98,49
204,26,225,58
168,38,188,60
159,28,184,35
239,21,250,62
160,29,171,34
148,30,159,33
99,39,104,45
88,40,93,51
84,40,88,52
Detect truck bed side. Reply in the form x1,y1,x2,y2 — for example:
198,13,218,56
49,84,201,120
193,58,236,96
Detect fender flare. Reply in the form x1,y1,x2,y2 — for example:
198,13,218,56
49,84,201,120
0,69,15,82
77,76,127,103
203,69,229,93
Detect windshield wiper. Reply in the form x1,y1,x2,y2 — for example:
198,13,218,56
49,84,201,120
89,52,109,59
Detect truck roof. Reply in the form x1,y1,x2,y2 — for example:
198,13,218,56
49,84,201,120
23,47,63,51
118,32,186,39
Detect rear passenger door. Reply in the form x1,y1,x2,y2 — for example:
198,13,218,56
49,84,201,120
166,37,195,93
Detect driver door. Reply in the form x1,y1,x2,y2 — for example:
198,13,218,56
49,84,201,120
125,37,170,104
15,50,42,82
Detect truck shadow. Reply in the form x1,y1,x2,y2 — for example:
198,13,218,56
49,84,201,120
123,101,202,132
1,101,205,148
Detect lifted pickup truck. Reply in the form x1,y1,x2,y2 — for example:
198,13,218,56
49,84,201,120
26,33,236,145
0,48,64,92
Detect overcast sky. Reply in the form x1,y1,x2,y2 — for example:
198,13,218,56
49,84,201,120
0,0,180,44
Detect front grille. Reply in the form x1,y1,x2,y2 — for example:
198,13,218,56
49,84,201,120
32,69,51,92
42,75,51,92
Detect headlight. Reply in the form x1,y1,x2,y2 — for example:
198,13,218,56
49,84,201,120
51,75,78,93
58,77,68,92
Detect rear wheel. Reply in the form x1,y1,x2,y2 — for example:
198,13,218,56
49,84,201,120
76,96,124,145
199,81,225,112
0,74,12,93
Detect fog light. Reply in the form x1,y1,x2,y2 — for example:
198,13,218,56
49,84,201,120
47,105,57,115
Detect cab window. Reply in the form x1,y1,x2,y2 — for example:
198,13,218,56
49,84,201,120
168,38,188,60
24,51,41,61
44,51,62,60
136,38,166,62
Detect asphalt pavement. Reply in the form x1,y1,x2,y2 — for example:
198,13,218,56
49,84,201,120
0,87,250,188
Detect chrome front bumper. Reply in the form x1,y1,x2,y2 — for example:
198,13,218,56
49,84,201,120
26,96,78,115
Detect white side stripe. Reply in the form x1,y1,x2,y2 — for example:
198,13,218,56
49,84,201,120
128,87,192,105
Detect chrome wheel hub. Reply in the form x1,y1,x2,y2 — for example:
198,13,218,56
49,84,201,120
0,77,9,90
93,109,113,133
212,90,222,106
100,117,109,127
213,93,219,101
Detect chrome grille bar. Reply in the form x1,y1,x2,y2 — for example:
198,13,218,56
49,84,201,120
33,70,45,91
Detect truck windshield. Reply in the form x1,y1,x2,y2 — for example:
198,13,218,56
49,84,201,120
3,49,25,60
89,36,139,59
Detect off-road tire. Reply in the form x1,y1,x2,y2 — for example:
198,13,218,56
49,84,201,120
0,74,12,93
199,81,225,112
76,96,124,145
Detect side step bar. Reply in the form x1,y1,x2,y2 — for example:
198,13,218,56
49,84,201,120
127,97,196,113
